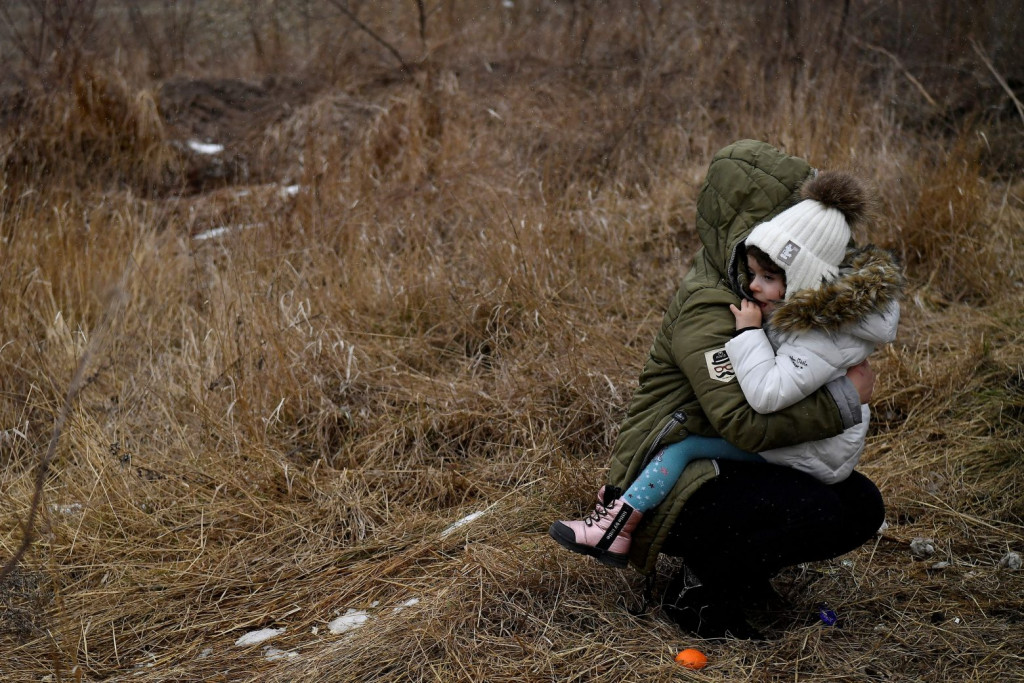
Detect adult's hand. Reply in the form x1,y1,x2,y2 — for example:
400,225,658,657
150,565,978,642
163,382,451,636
847,359,876,404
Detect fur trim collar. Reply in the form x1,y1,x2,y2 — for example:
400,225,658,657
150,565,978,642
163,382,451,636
768,244,906,334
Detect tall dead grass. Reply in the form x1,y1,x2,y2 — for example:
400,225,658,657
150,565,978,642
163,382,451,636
2,2,1023,681
1,63,174,192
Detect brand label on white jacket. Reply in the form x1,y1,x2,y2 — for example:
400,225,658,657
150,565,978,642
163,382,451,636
704,347,735,383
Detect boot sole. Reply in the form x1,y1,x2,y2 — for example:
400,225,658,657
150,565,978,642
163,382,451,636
548,522,628,569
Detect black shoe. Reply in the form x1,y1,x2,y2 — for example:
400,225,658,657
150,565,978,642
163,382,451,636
744,577,791,613
662,585,764,640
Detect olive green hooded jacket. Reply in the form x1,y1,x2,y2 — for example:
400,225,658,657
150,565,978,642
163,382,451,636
606,140,865,574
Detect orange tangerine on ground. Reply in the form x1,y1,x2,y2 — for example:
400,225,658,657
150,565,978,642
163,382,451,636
675,648,708,670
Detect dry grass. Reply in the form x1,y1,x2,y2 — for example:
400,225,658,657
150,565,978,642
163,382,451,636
1,2,1023,681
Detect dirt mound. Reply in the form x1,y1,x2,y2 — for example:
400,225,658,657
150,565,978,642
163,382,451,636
158,76,312,144
158,76,320,190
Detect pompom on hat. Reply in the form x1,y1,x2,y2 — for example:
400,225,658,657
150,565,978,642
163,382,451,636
745,171,870,299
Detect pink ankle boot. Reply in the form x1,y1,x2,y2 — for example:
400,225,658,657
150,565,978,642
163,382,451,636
549,489,643,568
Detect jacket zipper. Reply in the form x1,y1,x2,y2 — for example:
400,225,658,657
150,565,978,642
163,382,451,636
638,409,687,472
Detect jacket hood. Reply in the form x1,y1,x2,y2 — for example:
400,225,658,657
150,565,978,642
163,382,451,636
768,244,906,335
693,141,814,284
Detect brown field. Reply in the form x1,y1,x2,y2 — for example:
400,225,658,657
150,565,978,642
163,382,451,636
1,1,1023,681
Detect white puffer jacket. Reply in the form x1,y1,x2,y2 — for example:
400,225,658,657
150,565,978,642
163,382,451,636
724,245,904,484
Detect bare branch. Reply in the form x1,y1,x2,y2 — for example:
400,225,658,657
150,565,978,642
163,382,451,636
0,346,91,584
0,0,97,75
853,37,939,110
971,38,1024,128
0,1,43,67
0,273,127,584
325,0,411,73
416,0,426,47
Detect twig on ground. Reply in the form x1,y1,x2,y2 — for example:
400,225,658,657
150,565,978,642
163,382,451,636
0,277,127,583
0,347,92,584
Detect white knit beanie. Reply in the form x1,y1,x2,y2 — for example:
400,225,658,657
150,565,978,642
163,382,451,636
745,171,869,299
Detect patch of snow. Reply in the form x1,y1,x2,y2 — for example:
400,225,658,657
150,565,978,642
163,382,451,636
264,646,299,661
998,551,1022,570
132,653,158,671
392,598,420,613
328,609,368,635
193,223,263,242
188,140,224,155
0,425,27,442
50,503,83,515
282,184,301,197
876,520,889,535
198,647,213,659
235,627,285,647
909,537,936,559
193,226,232,241
441,510,487,538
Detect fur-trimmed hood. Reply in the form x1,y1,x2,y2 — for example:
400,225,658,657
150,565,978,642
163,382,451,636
768,244,906,335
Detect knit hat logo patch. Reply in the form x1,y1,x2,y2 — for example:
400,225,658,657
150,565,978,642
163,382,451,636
777,240,801,266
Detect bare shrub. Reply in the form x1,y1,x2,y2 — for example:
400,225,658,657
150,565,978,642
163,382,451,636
127,0,198,79
878,135,1004,303
1,63,177,192
0,0,98,75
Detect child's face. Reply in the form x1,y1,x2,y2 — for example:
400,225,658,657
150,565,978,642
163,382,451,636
746,254,786,315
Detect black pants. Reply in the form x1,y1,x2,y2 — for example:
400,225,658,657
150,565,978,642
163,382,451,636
663,460,885,601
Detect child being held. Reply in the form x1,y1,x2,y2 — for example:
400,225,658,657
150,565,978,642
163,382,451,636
550,171,904,568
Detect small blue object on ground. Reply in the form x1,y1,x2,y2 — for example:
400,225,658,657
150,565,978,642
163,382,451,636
818,604,839,626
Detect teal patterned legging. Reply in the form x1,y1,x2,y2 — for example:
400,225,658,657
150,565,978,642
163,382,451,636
622,435,765,513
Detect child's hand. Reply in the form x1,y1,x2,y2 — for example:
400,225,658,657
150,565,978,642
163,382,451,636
846,359,875,404
730,300,762,329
